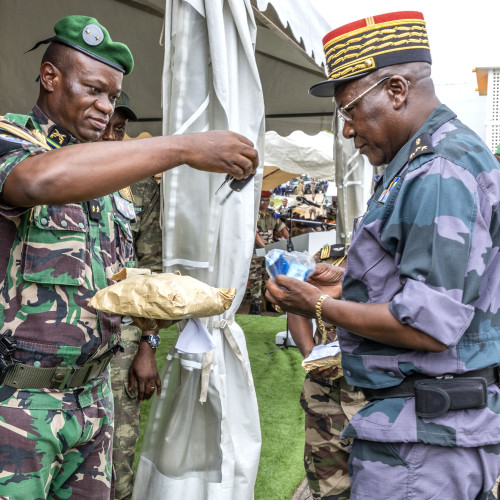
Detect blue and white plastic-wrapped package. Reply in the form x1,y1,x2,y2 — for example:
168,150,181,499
265,249,315,282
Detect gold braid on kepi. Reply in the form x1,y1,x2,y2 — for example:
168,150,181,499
309,11,431,97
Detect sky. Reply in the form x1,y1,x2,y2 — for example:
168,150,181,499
308,0,500,140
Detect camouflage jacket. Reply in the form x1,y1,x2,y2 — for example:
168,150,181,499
340,105,500,447
130,177,162,272
0,106,135,405
256,209,285,247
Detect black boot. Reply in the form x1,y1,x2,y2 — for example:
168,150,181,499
248,303,261,315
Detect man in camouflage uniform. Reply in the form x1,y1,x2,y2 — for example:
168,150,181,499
0,15,257,499
310,178,317,201
102,94,163,500
296,178,305,197
289,246,365,500
248,190,289,315
267,11,500,499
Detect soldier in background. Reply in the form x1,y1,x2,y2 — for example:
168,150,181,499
495,143,500,164
101,93,163,500
310,178,317,201
296,178,305,197
248,191,289,315
288,246,365,500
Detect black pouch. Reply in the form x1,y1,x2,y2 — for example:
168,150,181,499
414,377,488,418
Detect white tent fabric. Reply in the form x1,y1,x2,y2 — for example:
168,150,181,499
133,1,264,498
264,130,335,179
254,0,327,66
333,111,374,244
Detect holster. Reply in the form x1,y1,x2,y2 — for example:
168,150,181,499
414,377,488,418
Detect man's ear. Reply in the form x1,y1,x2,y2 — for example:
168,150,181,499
387,75,409,110
39,61,60,93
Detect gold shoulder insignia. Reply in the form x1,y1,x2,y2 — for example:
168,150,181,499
119,186,134,203
320,245,331,260
409,133,434,163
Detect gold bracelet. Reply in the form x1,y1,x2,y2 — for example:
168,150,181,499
315,294,331,345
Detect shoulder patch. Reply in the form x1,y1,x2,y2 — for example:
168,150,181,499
409,133,434,163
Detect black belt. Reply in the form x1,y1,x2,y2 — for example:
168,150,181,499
361,366,500,401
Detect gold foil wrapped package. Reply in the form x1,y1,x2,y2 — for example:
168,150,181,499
302,356,343,377
301,342,343,378
88,272,236,319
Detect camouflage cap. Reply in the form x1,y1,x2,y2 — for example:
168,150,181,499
115,91,137,121
48,15,133,75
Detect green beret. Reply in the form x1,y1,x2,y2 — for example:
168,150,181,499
496,144,500,155
53,15,133,75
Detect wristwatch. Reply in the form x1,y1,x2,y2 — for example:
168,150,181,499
140,333,161,349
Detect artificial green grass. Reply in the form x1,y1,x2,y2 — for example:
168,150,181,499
239,314,306,500
134,314,306,500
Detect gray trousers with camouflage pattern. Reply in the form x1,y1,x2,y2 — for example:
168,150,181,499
349,439,500,500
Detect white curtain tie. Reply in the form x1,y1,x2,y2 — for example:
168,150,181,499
213,318,253,391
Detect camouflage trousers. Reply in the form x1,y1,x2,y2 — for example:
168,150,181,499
248,254,265,306
110,324,141,500
300,375,366,500
0,381,114,499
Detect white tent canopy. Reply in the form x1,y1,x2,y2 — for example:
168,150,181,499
264,130,335,180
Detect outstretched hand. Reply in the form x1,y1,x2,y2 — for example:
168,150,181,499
186,130,259,180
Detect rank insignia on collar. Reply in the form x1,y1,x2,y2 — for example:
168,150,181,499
47,125,70,147
119,187,134,203
409,133,434,163
87,199,102,221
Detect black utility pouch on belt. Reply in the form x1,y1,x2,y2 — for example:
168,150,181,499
414,377,488,418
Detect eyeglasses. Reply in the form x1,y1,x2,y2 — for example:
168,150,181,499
337,76,392,122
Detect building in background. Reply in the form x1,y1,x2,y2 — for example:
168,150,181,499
475,66,500,152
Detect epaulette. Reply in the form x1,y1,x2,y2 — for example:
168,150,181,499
0,123,49,156
409,133,434,163
314,244,346,265
0,115,50,153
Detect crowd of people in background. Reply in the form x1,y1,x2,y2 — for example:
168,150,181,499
246,185,337,315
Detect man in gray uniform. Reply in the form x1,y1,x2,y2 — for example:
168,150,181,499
266,10,500,499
